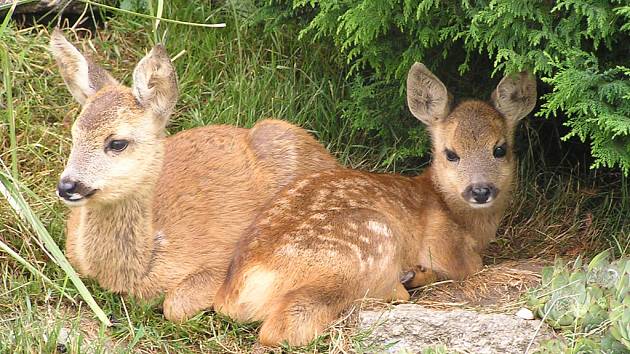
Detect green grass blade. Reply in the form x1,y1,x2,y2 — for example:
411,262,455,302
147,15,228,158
0,165,111,326
1,45,18,178
1,2,18,178
0,234,75,304
0,0,20,29
155,0,164,42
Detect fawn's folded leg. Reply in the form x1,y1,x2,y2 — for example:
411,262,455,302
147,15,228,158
162,269,222,322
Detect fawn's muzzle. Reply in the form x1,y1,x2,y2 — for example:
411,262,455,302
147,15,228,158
57,177,96,203
462,183,498,205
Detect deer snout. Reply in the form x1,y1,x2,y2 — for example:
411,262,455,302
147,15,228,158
57,179,77,197
462,183,498,205
57,177,96,205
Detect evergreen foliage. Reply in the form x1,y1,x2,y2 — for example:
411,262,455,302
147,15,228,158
261,0,630,173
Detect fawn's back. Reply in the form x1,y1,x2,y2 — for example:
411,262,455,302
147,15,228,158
215,62,536,346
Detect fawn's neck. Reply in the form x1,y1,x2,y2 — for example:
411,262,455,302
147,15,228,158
80,193,157,294
424,167,512,251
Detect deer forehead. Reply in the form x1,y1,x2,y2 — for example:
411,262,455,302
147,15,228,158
438,101,508,150
77,86,143,132
72,90,150,144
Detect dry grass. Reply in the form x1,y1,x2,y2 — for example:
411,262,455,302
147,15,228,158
410,259,545,313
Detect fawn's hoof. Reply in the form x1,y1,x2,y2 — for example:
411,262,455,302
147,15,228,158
162,295,196,322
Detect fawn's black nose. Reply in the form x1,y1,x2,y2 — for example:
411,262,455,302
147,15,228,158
463,183,497,204
57,179,77,200
57,178,97,203
471,186,492,203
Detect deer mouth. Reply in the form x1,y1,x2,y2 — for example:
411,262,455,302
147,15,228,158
467,198,495,208
57,188,97,206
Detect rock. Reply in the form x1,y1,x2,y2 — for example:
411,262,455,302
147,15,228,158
516,307,535,320
56,327,70,345
359,304,555,353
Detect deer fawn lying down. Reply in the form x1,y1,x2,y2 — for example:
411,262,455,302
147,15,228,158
50,29,339,322
214,63,537,346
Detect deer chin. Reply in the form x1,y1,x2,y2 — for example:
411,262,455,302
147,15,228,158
57,189,97,207
466,198,495,209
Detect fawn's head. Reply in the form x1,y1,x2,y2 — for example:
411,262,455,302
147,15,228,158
50,30,178,207
407,63,536,209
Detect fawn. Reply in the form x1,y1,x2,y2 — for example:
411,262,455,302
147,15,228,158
214,62,537,346
50,29,339,322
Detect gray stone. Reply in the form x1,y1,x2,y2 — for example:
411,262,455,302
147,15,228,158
359,304,555,353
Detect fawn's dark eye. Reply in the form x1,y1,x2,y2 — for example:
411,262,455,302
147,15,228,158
445,149,460,162
107,140,129,152
493,144,507,158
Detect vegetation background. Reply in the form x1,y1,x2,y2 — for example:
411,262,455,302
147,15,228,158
0,0,628,352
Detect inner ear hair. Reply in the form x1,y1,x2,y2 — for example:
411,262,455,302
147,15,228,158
131,44,178,122
49,28,118,105
491,71,537,124
406,62,451,126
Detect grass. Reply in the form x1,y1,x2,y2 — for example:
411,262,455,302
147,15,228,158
0,0,628,353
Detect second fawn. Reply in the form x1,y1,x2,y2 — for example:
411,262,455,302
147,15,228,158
215,62,537,346
50,30,339,322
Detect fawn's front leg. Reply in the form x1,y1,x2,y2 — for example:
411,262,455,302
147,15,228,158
401,265,439,289
162,269,222,322
403,241,483,289
388,281,411,301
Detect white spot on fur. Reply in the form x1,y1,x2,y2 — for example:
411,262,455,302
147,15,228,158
366,221,392,237
355,179,370,186
346,199,362,208
154,230,167,246
333,190,346,198
322,249,340,258
277,244,299,257
237,266,278,320
298,221,311,230
318,189,330,198
258,216,272,225
287,178,311,194
317,235,365,263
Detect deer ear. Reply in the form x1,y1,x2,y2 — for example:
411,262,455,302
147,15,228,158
406,62,451,125
131,44,178,125
49,28,118,105
491,71,537,124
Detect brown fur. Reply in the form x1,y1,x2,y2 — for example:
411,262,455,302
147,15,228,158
214,63,537,346
51,29,339,322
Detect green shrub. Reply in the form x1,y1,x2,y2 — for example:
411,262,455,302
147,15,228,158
260,0,630,173
528,251,630,353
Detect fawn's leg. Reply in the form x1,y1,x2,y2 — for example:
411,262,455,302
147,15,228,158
388,281,411,301
402,265,439,289
405,241,483,289
163,269,222,322
259,280,352,347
